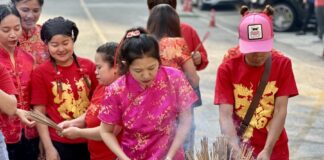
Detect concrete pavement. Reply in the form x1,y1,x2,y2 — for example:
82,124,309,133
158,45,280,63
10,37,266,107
40,1,324,159
1,0,323,159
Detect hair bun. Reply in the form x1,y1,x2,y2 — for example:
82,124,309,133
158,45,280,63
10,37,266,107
240,5,249,16
263,5,274,16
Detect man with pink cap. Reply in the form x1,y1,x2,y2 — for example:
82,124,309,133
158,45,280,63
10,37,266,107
214,5,299,160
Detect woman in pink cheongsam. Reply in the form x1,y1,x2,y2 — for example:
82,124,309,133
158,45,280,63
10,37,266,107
99,27,197,160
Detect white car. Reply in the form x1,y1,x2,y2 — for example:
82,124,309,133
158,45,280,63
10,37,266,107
191,0,239,10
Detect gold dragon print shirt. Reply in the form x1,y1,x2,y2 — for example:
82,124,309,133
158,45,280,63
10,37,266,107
215,51,298,149
31,57,98,143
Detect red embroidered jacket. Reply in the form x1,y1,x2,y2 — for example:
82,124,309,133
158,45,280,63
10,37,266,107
0,47,38,143
19,25,49,66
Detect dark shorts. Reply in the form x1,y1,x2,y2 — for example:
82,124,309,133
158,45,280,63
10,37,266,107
52,141,90,160
7,136,39,160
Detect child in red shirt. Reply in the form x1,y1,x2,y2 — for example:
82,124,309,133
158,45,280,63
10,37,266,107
30,17,98,160
147,2,202,152
146,0,208,70
58,42,121,160
215,6,298,160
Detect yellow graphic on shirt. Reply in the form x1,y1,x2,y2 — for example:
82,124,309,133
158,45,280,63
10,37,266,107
52,78,90,120
234,81,278,142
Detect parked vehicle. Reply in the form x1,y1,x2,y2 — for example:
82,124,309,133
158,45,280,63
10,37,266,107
248,0,312,32
191,0,239,10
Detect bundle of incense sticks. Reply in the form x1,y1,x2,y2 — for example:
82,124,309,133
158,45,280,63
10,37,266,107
27,109,62,132
186,136,254,160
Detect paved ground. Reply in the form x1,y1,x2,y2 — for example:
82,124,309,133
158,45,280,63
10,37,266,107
39,1,324,159
1,0,324,159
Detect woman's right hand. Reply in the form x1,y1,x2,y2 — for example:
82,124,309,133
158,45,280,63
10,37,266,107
61,127,81,139
57,120,73,129
45,146,60,160
57,114,86,128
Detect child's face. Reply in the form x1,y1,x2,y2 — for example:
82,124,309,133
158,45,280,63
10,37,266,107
129,55,159,89
244,52,270,67
95,53,117,85
0,15,21,51
15,0,42,31
47,35,74,66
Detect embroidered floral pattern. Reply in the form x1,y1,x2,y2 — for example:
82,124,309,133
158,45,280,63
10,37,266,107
159,37,191,70
19,25,49,66
99,67,197,159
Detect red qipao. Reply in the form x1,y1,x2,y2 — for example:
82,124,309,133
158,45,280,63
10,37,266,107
85,85,118,160
31,57,98,143
180,22,208,70
0,64,17,96
0,47,37,143
214,50,298,159
19,25,49,66
159,37,191,71
99,66,197,160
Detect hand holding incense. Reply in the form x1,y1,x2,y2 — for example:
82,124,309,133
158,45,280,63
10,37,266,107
27,109,63,132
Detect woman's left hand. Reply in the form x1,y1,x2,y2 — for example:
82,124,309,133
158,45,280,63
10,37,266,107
16,109,36,127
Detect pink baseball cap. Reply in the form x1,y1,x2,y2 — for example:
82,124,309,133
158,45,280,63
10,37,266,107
239,13,274,54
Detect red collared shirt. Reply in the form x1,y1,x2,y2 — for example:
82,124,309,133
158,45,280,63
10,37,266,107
19,25,49,66
0,47,37,143
0,64,16,95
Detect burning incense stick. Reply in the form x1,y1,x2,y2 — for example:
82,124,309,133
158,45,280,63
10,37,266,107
186,136,254,160
27,109,62,132
193,31,210,53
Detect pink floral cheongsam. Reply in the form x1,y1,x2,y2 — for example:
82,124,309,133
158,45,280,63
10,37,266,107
99,66,197,160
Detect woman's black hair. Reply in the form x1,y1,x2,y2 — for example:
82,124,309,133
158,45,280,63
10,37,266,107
118,27,160,74
0,4,21,23
11,0,44,7
96,42,118,67
41,16,79,44
147,4,181,40
147,0,177,10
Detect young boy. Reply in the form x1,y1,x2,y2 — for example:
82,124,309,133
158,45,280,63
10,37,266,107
215,5,298,159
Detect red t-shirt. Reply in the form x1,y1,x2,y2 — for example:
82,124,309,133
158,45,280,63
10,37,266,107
0,47,37,143
180,22,208,70
214,50,298,158
85,85,117,160
31,57,98,143
0,64,16,94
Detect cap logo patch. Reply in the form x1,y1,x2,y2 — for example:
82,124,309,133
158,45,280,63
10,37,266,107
248,24,263,40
